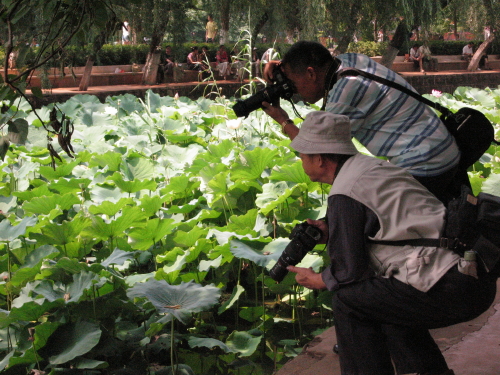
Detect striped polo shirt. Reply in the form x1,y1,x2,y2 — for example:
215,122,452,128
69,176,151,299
325,53,460,177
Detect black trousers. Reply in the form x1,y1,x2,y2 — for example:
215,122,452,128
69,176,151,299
332,266,497,375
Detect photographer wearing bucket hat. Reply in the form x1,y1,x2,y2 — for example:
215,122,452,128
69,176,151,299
288,111,496,375
262,41,464,205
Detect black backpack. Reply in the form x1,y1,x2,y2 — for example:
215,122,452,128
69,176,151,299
371,185,500,278
338,68,500,170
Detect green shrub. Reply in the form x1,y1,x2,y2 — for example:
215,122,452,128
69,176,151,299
347,41,388,56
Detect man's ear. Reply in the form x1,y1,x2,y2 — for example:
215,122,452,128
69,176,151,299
306,66,316,81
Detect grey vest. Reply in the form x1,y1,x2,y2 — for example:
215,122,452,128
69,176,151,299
329,154,460,292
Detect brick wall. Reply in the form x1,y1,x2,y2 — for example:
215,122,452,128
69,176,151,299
403,71,500,95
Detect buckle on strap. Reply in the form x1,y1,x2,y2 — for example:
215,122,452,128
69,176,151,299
440,237,458,249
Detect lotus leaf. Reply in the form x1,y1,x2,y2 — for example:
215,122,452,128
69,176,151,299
225,330,262,357
127,279,220,324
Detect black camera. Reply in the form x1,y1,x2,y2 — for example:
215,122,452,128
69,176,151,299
232,65,295,118
269,222,323,282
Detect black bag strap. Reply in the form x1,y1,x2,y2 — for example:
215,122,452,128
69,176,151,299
337,68,453,117
368,237,458,249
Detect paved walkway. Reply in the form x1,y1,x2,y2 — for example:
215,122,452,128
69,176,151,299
276,280,500,375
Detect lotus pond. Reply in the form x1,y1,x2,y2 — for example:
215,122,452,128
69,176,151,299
0,86,499,374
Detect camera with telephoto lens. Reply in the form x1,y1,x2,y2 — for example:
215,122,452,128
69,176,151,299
232,65,295,118
269,222,323,282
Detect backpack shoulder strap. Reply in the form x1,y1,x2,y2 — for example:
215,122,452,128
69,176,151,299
337,68,452,117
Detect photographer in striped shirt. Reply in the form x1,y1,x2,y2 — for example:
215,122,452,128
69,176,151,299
262,41,463,204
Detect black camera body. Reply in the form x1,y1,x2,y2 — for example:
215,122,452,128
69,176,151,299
232,66,295,118
269,222,322,282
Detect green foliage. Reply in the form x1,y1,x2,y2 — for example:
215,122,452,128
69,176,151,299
347,41,389,56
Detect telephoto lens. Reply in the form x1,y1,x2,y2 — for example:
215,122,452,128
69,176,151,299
269,222,322,282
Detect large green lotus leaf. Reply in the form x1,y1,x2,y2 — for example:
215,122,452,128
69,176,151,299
161,144,204,170
89,151,124,171
198,255,222,272
225,330,262,357
31,216,90,246
218,284,245,314
461,88,496,108
0,195,16,214
90,185,130,203
239,306,265,322
38,160,80,180
469,171,484,196
157,117,184,131
230,238,288,267
31,271,100,303
482,173,500,196
0,216,37,242
108,172,157,193
188,337,235,353
8,118,29,144
73,358,109,369
13,184,52,201
48,178,92,195
162,251,189,274
20,245,59,269
139,195,166,217
78,109,111,128
255,181,298,215
121,156,155,181
198,139,235,162
9,299,63,322
172,226,207,248
124,272,155,287
23,192,80,215
108,93,143,114
34,321,60,352
230,147,279,181
127,279,221,324
88,197,135,217
143,89,162,113
128,218,177,250
48,320,102,365
86,206,145,239
1,347,39,370
101,248,135,267
269,160,317,186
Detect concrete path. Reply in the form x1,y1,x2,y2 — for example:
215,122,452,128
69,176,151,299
276,280,500,375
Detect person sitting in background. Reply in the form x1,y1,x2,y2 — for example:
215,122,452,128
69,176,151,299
409,43,421,71
462,42,474,62
187,46,203,71
198,46,210,71
418,43,438,72
216,44,231,79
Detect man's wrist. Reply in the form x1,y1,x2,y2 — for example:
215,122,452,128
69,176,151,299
281,119,294,133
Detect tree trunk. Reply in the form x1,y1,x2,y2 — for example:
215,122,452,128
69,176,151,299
78,57,95,91
78,16,120,92
380,20,409,69
219,0,230,45
142,28,165,85
333,0,362,54
468,35,494,71
251,12,269,46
